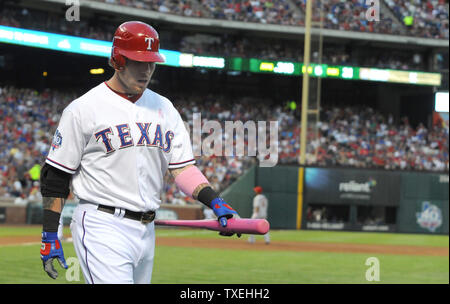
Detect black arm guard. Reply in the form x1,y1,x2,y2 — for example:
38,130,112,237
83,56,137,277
197,186,220,207
40,163,72,198
43,210,61,233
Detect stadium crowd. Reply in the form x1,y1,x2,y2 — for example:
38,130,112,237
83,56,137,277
0,5,432,72
385,0,449,39
1,85,448,204
277,106,449,172
0,86,76,202
295,0,404,35
200,0,300,25
91,0,449,39
101,0,204,17
1,0,448,40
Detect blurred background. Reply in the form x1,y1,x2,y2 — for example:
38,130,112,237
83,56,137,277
0,0,448,234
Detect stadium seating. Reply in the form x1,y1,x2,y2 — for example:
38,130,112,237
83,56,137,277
0,5,434,72
384,0,449,39
90,0,449,39
4,0,439,39
1,86,447,202
0,1,447,203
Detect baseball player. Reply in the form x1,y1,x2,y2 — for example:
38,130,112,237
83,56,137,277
248,186,270,244
39,21,240,284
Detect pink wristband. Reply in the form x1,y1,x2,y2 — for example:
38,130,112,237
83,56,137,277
174,166,209,198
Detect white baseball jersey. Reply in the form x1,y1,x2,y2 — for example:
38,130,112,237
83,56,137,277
46,82,195,212
251,194,268,219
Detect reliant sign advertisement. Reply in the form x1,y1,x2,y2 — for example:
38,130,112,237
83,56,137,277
304,167,401,206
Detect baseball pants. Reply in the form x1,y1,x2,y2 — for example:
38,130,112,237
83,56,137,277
248,232,270,244
248,216,270,244
70,201,155,284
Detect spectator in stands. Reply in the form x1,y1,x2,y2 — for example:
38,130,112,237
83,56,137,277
385,0,449,39
0,85,448,202
3,0,448,41
1,3,444,71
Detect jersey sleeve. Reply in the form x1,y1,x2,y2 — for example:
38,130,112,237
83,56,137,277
167,107,195,169
45,108,85,174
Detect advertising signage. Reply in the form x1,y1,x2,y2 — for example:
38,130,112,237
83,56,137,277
304,167,401,206
0,25,181,67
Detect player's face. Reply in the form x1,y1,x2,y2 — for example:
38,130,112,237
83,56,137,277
119,59,156,94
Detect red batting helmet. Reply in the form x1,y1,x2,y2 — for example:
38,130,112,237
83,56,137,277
110,21,165,70
254,186,263,194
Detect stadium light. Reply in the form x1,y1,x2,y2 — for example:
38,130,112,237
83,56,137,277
90,68,104,75
435,92,449,113
192,56,225,69
274,62,295,74
326,67,340,77
260,62,274,72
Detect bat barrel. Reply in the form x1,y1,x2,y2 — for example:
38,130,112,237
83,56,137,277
225,218,270,234
155,218,270,235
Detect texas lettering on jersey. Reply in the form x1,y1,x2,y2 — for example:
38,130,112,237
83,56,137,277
94,122,174,154
45,82,196,212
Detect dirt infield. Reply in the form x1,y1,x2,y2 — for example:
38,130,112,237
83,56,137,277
0,236,41,246
156,238,449,256
1,235,448,256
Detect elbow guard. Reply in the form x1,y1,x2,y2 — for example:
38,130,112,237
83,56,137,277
40,163,72,198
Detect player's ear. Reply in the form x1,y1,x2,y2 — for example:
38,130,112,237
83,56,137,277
108,57,124,71
121,57,128,70
108,58,114,69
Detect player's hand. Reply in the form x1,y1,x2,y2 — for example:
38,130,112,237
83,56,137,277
40,231,68,279
210,198,241,238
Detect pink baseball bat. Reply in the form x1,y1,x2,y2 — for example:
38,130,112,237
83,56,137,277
154,218,270,235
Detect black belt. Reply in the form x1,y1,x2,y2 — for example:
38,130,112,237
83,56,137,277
97,204,155,224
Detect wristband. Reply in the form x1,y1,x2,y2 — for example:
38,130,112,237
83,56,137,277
43,210,61,233
42,231,59,241
197,186,219,206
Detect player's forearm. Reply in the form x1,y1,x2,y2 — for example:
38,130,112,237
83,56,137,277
42,197,66,233
43,197,66,213
40,163,72,232
192,183,211,200
169,165,237,227
169,165,210,200
170,165,223,205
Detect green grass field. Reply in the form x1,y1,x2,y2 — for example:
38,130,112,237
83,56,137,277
0,226,448,284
